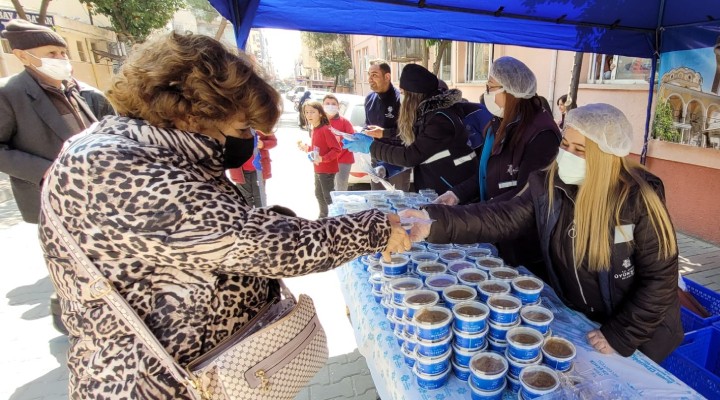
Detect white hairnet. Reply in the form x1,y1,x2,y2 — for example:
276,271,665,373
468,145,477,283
564,103,633,157
489,56,537,99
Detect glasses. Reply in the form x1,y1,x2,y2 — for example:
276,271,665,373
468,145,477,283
485,85,503,94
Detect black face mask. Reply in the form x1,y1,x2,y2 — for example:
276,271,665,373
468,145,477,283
221,134,255,169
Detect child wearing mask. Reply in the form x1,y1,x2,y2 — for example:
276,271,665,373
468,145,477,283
323,94,355,191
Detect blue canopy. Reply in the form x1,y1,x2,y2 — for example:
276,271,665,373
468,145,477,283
208,0,720,57
207,0,720,163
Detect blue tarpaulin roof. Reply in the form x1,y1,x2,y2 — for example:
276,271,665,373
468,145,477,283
208,0,720,57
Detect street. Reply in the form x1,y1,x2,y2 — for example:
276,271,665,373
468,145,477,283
0,99,361,399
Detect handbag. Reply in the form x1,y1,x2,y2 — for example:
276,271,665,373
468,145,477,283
41,185,329,400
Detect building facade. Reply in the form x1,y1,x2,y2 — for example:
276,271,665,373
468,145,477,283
0,0,119,90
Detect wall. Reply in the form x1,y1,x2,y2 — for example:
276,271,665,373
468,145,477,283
639,141,720,244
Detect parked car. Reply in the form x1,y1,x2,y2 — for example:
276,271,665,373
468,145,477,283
336,93,414,190
337,94,371,187
294,90,330,111
286,85,307,101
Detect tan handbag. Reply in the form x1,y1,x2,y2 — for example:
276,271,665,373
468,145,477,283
42,185,329,400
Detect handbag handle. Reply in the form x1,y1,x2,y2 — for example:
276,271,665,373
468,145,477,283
41,184,207,399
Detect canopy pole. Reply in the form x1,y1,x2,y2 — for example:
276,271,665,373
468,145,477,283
231,0,261,50
640,54,659,165
566,52,584,111
641,0,665,165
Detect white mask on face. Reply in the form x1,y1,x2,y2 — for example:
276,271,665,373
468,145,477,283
556,148,586,185
484,89,505,118
323,105,338,116
27,52,72,81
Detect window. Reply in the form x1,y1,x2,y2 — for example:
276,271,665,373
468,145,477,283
588,54,652,83
90,42,101,63
76,40,88,62
1,38,11,54
438,44,452,82
466,43,492,82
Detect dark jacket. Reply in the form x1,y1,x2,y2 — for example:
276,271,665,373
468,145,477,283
370,89,478,193
77,80,116,119
425,170,683,363
364,83,401,146
0,70,97,223
451,102,560,270
452,106,561,203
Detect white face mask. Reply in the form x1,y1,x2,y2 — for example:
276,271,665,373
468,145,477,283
323,105,338,116
27,52,72,81
556,148,586,185
484,89,505,118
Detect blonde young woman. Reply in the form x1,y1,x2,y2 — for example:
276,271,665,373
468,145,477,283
402,103,683,363
39,33,409,399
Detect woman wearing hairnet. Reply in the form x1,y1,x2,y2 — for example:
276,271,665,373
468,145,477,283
402,103,683,362
435,56,561,271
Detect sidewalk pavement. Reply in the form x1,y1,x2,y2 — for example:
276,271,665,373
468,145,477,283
0,185,718,399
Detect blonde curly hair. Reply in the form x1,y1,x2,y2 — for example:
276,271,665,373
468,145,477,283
107,33,280,134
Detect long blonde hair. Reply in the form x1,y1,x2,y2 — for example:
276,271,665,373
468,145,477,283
547,140,677,271
397,91,426,146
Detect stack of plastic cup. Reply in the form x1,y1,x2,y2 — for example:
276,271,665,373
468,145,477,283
412,306,453,390
451,301,489,381
486,294,522,353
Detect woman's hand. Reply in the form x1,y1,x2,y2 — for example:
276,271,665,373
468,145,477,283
587,330,616,355
434,191,459,205
398,209,432,242
382,213,411,261
313,155,323,164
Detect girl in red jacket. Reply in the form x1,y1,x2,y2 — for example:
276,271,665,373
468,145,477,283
299,100,341,218
322,94,355,191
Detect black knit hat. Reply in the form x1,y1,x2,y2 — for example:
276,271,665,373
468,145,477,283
1,19,67,50
400,64,439,94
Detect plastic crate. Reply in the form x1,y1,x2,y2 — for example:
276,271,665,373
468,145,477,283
680,277,720,333
661,326,720,399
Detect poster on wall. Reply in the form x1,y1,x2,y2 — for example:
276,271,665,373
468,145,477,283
658,26,720,148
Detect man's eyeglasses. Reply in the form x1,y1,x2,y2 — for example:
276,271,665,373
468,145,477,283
486,85,503,94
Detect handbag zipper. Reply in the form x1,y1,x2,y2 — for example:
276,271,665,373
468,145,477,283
245,315,321,390
187,298,279,370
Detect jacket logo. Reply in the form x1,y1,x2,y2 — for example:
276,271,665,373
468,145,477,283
614,258,635,280
385,106,395,119
507,164,519,176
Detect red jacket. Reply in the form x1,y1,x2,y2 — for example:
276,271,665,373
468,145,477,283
228,132,278,183
329,115,355,164
311,124,341,174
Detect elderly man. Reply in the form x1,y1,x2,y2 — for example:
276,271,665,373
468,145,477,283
0,19,112,334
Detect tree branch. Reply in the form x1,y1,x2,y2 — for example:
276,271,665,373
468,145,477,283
10,0,27,20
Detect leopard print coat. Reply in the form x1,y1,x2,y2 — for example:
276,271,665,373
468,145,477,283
38,116,390,399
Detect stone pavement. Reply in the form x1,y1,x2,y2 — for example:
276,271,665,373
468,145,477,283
678,232,720,292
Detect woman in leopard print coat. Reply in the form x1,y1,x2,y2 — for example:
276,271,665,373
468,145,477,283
38,33,409,399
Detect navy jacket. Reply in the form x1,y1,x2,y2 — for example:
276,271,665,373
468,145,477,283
364,84,401,146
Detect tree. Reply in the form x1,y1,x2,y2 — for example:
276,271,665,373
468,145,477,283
79,0,185,44
426,39,451,75
653,101,680,142
10,0,52,25
185,0,219,23
317,48,352,91
302,32,353,91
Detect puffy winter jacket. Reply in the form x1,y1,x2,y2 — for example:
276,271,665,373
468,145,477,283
370,89,478,193
424,169,683,362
